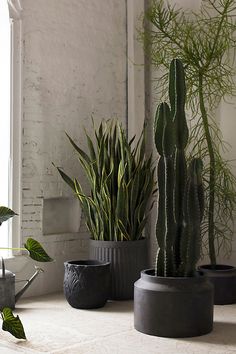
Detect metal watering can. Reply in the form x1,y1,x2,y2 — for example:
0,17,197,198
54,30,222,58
0,258,43,309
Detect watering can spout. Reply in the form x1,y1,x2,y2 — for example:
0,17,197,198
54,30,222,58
15,266,44,303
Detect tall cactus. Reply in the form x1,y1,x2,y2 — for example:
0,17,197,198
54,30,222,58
154,59,204,277
154,102,176,276
180,158,204,276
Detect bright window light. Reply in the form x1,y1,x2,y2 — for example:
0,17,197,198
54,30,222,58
0,1,11,254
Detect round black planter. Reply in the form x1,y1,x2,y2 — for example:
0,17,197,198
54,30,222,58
63,260,110,309
198,264,236,305
89,238,148,300
134,269,214,338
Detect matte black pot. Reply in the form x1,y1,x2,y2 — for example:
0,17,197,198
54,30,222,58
89,238,148,300
134,269,214,338
198,264,236,305
64,260,110,309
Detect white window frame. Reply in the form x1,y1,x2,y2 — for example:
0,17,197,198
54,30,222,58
7,0,23,251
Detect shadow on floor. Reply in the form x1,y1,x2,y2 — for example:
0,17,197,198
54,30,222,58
183,321,236,346
85,300,133,313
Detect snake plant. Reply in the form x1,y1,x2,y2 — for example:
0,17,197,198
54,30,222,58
55,120,155,241
155,59,204,277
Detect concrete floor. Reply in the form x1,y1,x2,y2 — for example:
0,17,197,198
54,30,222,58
0,293,235,354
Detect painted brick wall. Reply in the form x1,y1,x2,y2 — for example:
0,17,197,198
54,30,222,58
14,0,127,297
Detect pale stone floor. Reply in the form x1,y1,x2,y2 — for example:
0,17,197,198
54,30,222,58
0,293,235,354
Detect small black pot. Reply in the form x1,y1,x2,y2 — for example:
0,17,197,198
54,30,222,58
134,269,214,338
64,260,110,309
198,264,236,305
89,238,148,300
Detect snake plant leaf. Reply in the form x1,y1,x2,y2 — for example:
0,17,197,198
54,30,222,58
2,308,26,340
0,207,17,226
24,238,53,262
65,132,91,164
52,163,76,193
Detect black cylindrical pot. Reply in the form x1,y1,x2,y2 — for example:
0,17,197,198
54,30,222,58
198,264,236,305
134,269,214,338
89,238,148,300
64,260,110,309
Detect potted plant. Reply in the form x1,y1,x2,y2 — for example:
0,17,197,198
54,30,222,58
134,59,214,338
141,0,236,304
0,206,53,340
55,119,155,300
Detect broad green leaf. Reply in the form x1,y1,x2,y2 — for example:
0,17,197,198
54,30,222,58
2,308,26,340
24,238,53,262
0,207,17,226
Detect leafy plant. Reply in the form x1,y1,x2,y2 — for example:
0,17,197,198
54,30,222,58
141,0,236,265
2,308,26,340
155,59,204,277
55,119,156,241
0,206,53,339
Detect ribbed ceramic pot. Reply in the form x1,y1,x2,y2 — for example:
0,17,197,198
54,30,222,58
198,264,236,305
89,238,148,300
134,269,214,338
64,260,110,309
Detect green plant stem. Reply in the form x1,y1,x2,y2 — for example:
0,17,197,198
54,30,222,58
198,73,216,265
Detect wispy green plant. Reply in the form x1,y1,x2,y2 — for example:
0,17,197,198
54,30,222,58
55,120,156,241
141,0,236,265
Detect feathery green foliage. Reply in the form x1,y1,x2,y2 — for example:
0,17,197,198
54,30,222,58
55,120,156,241
141,0,236,265
155,59,204,277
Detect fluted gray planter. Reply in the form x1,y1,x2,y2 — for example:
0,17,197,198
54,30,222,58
89,238,148,300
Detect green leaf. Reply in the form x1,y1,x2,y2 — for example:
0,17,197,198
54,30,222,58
0,207,17,226
52,163,76,193
2,308,26,340
66,132,91,164
24,238,53,262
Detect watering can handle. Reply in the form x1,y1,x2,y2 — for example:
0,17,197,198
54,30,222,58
1,257,5,278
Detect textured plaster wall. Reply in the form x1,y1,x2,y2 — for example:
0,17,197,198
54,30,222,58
11,0,127,297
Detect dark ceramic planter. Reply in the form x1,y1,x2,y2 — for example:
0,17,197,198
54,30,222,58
198,264,236,305
64,260,110,309
134,269,214,338
89,238,148,300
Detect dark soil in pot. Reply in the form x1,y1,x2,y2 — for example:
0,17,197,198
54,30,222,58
198,264,236,305
134,269,214,338
89,238,148,300
64,260,110,309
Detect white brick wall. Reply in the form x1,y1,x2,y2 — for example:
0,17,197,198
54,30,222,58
13,0,128,297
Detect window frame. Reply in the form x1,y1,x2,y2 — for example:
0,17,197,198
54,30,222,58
7,0,23,252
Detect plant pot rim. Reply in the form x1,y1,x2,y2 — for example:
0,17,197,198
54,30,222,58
140,268,206,284
198,264,236,272
64,260,110,267
89,237,146,243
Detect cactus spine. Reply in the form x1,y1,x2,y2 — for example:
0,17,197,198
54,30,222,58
155,59,204,277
